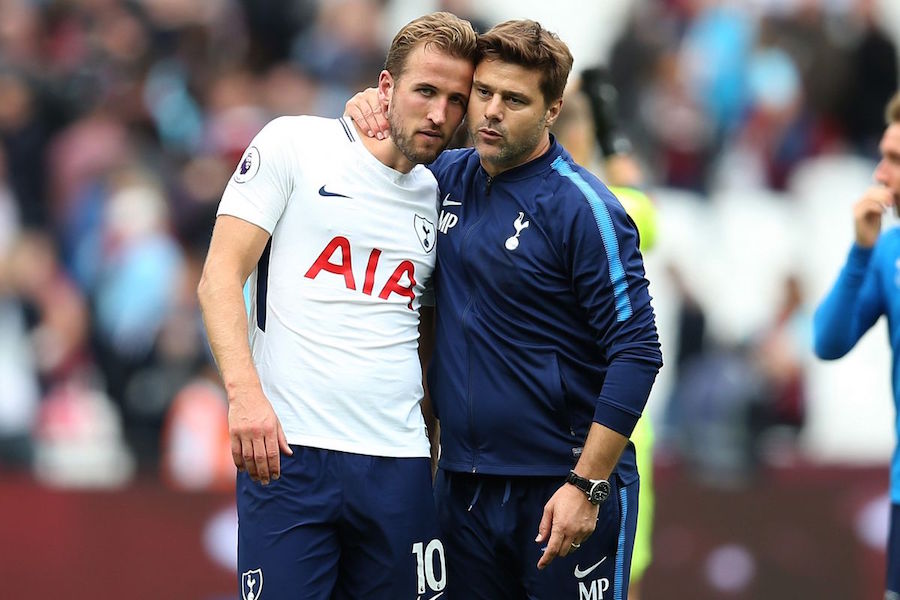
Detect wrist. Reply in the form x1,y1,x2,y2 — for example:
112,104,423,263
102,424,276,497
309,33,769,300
565,470,610,506
223,376,262,403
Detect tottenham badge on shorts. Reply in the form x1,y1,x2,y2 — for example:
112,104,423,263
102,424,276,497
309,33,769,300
414,214,436,253
234,146,261,183
242,568,263,600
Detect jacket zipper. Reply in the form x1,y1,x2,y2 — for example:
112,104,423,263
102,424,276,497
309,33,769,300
459,172,494,473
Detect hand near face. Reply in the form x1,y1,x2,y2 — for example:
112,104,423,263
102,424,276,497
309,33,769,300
854,186,896,248
345,87,390,139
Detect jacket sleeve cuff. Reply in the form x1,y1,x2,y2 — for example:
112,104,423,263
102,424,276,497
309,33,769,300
592,403,641,438
591,353,660,437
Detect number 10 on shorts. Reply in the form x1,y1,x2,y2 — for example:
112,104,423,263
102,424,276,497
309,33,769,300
412,539,447,595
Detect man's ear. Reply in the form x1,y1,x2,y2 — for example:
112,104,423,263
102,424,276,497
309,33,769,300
377,70,394,112
544,97,563,129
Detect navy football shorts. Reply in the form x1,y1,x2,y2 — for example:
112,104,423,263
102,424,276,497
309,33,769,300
237,445,445,600
434,470,638,600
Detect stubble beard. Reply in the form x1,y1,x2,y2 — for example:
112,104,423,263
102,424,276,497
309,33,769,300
387,109,445,166
472,115,547,172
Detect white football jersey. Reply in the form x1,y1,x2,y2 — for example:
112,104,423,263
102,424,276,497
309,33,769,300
217,116,439,458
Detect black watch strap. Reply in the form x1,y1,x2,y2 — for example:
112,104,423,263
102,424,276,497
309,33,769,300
566,470,610,506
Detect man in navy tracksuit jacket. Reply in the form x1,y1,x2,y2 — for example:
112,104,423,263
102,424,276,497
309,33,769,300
425,135,661,594
350,19,662,600
427,21,662,600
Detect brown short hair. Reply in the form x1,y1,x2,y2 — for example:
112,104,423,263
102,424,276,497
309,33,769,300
384,12,478,79
887,91,900,125
477,20,574,105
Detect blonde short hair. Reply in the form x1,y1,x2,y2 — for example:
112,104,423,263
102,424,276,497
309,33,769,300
384,12,478,79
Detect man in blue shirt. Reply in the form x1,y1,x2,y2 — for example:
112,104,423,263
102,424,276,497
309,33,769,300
349,19,662,600
814,91,900,600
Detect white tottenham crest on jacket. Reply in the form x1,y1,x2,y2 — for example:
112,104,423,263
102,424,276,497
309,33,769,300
217,116,438,458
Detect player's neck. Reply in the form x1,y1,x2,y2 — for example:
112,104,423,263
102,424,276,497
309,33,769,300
352,119,414,174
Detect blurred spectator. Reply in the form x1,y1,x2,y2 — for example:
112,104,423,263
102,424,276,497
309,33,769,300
721,17,808,191
751,274,809,451
92,171,183,362
667,337,766,487
665,268,809,484
6,231,92,391
120,225,210,469
764,1,850,145
678,0,754,142
666,262,708,382
290,0,386,95
160,366,233,492
238,0,317,68
839,0,899,157
0,149,39,470
33,381,135,488
641,48,717,192
0,70,57,228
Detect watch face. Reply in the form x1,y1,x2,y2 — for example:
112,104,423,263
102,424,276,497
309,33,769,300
589,481,610,505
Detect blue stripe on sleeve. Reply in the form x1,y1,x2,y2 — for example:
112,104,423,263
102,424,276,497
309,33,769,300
614,485,628,600
551,156,633,321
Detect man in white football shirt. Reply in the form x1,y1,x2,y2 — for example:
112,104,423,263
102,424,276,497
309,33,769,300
197,13,476,600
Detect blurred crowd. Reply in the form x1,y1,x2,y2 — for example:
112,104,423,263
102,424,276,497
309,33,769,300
0,0,897,489
608,0,897,192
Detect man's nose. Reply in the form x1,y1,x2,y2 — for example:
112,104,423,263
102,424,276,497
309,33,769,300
427,98,448,127
484,94,503,121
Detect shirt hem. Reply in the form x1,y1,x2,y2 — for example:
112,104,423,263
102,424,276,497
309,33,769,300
284,433,430,459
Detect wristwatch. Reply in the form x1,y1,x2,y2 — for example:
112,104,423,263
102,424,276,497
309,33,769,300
566,470,610,506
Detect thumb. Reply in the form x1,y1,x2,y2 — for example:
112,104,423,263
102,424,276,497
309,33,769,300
277,421,293,456
535,502,553,543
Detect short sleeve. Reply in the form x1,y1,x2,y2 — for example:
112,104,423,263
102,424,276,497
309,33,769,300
217,117,295,234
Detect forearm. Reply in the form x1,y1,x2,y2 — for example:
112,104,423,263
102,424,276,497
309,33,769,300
813,245,877,359
572,422,628,480
198,269,261,401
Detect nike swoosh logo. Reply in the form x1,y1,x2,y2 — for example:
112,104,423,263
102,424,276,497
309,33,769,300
319,185,351,198
574,557,607,579
442,194,462,207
